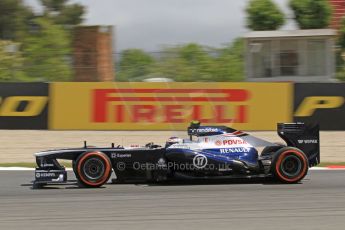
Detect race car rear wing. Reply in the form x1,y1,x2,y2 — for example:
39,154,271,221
277,123,320,167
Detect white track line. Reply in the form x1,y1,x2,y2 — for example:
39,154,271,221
311,167,345,170
0,167,34,171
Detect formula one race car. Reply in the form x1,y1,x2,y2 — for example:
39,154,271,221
33,122,320,188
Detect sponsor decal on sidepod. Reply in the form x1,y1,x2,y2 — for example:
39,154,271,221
219,147,251,154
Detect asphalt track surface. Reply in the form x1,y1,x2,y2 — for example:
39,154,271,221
0,170,345,230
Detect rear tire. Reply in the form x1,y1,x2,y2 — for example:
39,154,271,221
75,152,112,188
271,147,308,184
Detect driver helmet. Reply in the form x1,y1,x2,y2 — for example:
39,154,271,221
165,136,183,147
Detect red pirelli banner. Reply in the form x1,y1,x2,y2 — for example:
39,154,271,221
49,82,292,130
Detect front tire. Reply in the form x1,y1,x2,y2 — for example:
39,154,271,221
75,152,112,188
271,147,308,184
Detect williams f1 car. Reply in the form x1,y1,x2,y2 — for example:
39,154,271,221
33,122,320,188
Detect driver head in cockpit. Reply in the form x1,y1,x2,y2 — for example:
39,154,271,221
165,136,183,148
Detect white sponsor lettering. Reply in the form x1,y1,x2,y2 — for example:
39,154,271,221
36,172,56,178
169,144,190,149
40,163,54,167
298,139,318,144
191,128,219,133
111,153,132,158
219,147,251,154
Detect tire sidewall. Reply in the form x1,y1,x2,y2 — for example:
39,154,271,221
271,147,308,183
75,151,112,188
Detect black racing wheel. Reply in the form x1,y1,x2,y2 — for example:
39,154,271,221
271,147,308,183
75,151,112,188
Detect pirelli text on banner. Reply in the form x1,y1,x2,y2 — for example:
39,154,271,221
0,83,49,129
50,82,292,130
92,88,248,124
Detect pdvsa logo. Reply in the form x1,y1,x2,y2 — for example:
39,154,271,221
215,140,222,146
92,88,250,124
215,139,248,146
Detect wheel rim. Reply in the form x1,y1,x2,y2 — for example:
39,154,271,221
280,154,302,178
82,157,105,181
